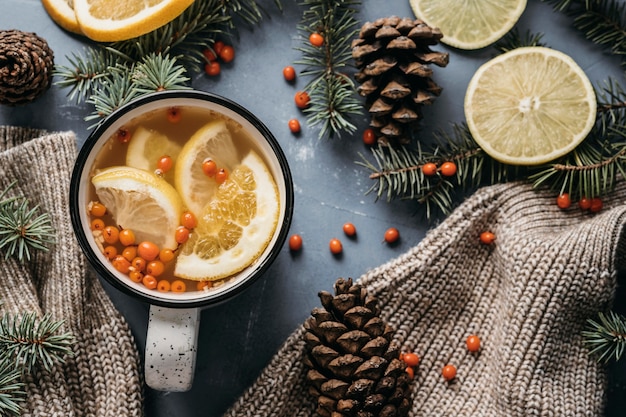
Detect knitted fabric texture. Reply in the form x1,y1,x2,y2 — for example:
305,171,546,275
0,126,143,416
225,181,626,417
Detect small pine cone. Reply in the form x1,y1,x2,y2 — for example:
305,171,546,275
304,278,412,417
0,30,55,106
352,16,449,146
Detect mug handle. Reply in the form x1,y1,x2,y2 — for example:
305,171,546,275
145,305,201,392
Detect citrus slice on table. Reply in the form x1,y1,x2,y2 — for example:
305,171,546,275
41,0,82,34
126,126,181,184
174,150,280,281
72,0,195,42
409,0,527,50
174,119,240,216
464,47,597,166
92,166,183,250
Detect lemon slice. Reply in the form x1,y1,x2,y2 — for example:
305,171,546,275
174,120,239,216
126,126,181,184
73,0,194,42
92,166,183,250
410,0,527,50
464,47,597,166
174,150,280,281
41,0,82,34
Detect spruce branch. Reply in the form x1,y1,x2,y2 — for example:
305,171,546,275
583,311,626,363
0,357,24,417
296,0,363,139
494,28,547,53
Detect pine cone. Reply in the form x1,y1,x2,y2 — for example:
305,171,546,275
0,30,55,106
303,278,412,417
352,16,449,146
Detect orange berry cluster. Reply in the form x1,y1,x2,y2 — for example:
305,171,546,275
89,201,200,293
401,334,481,382
201,158,229,184
203,40,235,77
288,224,400,254
556,193,603,212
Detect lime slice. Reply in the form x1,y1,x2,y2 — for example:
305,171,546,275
464,47,597,165
174,150,280,281
92,166,183,250
126,126,181,184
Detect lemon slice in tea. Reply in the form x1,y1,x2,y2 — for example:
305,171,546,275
464,47,597,166
409,0,527,50
175,119,239,216
174,150,280,281
92,166,183,250
126,126,181,184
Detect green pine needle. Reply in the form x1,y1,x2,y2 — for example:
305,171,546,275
0,358,24,417
583,311,626,363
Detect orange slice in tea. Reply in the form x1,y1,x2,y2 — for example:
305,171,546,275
126,126,181,184
174,119,240,216
174,150,280,281
92,166,183,250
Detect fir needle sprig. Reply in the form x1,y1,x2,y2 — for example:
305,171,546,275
0,357,24,417
296,0,363,139
582,311,626,363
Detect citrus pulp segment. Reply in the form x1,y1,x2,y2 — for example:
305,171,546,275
464,47,597,166
72,0,195,42
125,126,181,184
41,0,82,34
409,0,527,50
174,119,240,217
174,150,280,281
92,166,183,250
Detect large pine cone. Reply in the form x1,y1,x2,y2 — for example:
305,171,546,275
0,30,54,106
303,278,412,417
352,16,449,146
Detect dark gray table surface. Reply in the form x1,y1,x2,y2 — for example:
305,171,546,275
2,1,625,416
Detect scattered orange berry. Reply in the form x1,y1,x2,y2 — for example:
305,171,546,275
128,270,143,283
288,118,301,134
116,128,131,143
405,366,415,380
102,225,120,244
289,234,303,251
202,47,218,62
181,211,198,229
295,91,310,109
402,352,420,367
215,168,228,184
204,61,221,76
442,364,457,381
213,40,225,55
142,274,158,290
157,279,171,292
202,158,218,177
118,229,136,246
421,162,438,176
122,246,137,262
556,193,571,209
440,161,457,177
329,238,343,255
147,260,165,277
103,245,118,260
131,257,147,272
175,226,191,244
157,155,174,173
578,196,592,210
89,202,107,217
137,241,160,261
362,128,376,146
384,227,400,244
171,280,187,293
309,32,324,47
590,197,603,213
218,44,235,63
112,255,131,274
343,222,356,237
166,107,182,123
159,248,175,263
479,231,496,245
283,65,296,81
466,335,481,352
91,218,105,231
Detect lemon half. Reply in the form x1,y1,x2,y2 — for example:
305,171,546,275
464,47,597,166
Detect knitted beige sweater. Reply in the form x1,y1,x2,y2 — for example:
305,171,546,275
225,180,626,416
0,127,143,416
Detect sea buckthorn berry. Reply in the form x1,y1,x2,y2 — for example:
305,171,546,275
202,158,218,177
402,352,420,367
384,227,400,244
159,248,175,263
157,155,174,173
213,40,225,54
91,218,105,231
556,193,571,209
128,270,143,283
215,168,228,184
295,91,310,109
116,128,131,143
131,257,147,272
181,211,198,229
171,280,186,293
289,234,303,251
202,47,217,62
288,118,301,134
466,334,481,352
422,162,438,176
103,246,118,260
578,196,592,210
89,202,107,217
440,161,457,177
329,238,343,255
102,226,120,244
283,65,296,81
175,226,191,244
343,222,356,237
204,61,221,76
442,364,457,381
142,274,158,290
118,229,136,246
309,32,324,47
122,246,138,262
479,231,496,245
362,128,376,146
405,366,415,380
137,241,160,261
197,280,212,291
112,255,131,274
167,107,182,123
218,44,235,63
147,260,165,277
590,197,603,213
157,280,171,292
